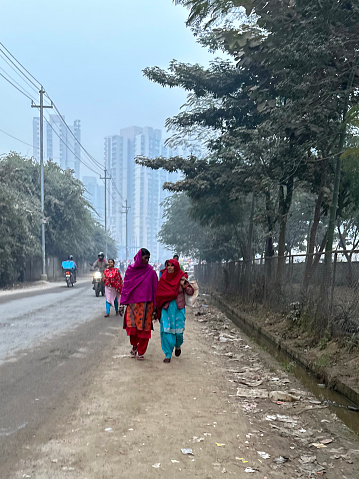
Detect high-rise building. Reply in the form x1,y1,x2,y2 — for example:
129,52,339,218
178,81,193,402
32,115,81,179
104,126,182,262
82,176,105,226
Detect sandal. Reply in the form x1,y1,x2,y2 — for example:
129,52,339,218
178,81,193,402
130,347,137,358
104,313,110,317
137,354,145,360
163,358,171,363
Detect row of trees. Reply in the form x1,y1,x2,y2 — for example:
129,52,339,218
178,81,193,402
0,153,116,286
138,0,359,290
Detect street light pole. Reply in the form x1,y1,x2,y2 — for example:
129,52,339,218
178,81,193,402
32,87,53,280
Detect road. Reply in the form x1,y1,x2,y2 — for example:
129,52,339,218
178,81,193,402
0,278,122,477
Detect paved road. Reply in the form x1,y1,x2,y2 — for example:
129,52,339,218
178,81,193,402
0,279,123,477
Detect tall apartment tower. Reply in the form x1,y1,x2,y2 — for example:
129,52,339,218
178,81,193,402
32,115,81,179
104,126,181,262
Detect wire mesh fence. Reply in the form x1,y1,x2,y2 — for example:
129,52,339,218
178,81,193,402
195,250,359,338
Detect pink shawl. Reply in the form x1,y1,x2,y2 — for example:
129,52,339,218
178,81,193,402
120,250,158,306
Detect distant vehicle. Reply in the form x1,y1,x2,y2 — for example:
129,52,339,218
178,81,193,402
92,271,105,297
64,269,75,287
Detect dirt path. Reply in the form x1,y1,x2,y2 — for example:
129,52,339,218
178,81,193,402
13,298,359,478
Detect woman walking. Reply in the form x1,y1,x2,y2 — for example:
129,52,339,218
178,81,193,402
103,259,123,317
156,259,194,363
120,248,158,360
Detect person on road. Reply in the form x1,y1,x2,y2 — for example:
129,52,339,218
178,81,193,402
173,254,185,272
93,252,107,273
103,259,123,318
156,259,194,363
120,248,158,360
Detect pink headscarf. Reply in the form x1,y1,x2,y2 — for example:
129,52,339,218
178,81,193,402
120,250,158,306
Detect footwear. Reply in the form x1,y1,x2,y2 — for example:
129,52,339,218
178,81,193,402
137,354,145,360
175,348,181,357
115,310,120,316
130,347,137,357
104,313,110,317
163,358,171,363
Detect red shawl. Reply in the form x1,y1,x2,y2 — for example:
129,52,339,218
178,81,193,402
103,267,123,292
156,259,186,316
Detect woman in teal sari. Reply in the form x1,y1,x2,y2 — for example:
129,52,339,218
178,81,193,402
156,259,194,363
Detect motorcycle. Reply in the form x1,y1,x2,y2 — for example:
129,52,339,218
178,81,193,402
92,271,105,297
64,269,75,287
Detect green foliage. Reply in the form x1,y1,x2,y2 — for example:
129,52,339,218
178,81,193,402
0,153,115,286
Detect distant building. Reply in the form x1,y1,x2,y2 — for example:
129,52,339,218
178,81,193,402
104,126,184,262
33,115,81,179
82,176,105,226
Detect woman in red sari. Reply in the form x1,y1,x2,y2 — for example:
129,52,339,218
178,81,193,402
102,258,123,317
120,248,158,360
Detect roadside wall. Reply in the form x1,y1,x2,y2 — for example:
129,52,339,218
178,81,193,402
23,257,90,282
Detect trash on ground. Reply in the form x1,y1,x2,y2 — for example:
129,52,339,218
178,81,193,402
320,438,333,445
105,427,113,432
171,460,180,463
244,467,257,472
237,387,268,399
269,391,298,403
273,456,289,464
236,458,248,463
192,436,204,442
181,448,194,455
216,443,225,447
152,463,161,468
257,451,270,459
312,443,327,448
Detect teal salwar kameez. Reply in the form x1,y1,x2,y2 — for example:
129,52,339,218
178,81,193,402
160,299,186,359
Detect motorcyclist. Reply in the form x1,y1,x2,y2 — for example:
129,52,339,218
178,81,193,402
69,255,78,282
93,252,107,273
61,255,77,282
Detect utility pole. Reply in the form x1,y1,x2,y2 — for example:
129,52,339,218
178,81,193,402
31,87,53,280
100,167,111,259
123,200,130,264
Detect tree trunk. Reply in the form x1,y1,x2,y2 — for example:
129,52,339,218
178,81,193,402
303,161,328,289
276,176,294,288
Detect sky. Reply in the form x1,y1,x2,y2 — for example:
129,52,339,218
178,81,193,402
0,0,215,179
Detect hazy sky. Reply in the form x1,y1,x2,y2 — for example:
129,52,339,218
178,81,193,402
0,0,214,178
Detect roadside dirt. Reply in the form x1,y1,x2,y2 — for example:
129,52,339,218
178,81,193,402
12,296,359,479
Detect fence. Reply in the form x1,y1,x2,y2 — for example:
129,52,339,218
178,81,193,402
195,251,359,338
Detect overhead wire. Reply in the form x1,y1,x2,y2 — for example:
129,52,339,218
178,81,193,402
0,66,38,102
0,51,41,99
0,127,38,151
0,71,34,101
0,41,41,90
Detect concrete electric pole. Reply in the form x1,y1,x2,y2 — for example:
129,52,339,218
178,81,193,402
100,167,111,259
31,87,53,280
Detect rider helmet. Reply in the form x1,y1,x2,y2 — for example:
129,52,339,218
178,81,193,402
98,252,104,258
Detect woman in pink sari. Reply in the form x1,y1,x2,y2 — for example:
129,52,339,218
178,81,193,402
120,248,158,360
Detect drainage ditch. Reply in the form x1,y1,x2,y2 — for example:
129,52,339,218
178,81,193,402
210,293,359,436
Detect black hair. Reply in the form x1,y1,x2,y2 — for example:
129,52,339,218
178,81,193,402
141,248,150,256
108,258,115,263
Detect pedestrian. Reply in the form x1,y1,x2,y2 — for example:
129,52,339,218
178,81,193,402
120,248,158,360
156,259,194,363
173,253,185,272
103,259,123,317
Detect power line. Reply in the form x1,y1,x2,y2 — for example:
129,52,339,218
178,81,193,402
0,42,41,90
0,127,39,150
0,51,42,99
0,66,37,102
0,71,34,101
